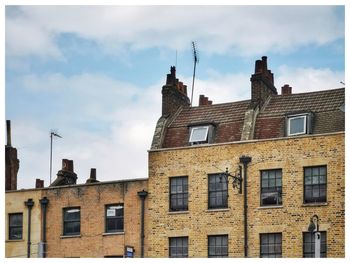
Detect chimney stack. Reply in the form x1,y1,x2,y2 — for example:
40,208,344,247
50,159,77,186
5,120,19,191
281,84,292,95
199,95,213,106
250,56,277,109
86,168,99,184
162,66,190,116
35,179,44,188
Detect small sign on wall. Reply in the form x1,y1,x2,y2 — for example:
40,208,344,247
125,246,134,258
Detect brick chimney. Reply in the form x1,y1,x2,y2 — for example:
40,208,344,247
35,179,44,188
281,84,292,95
250,56,277,109
199,95,213,106
162,66,190,116
5,120,20,191
86,168,99,183
50,159,77,186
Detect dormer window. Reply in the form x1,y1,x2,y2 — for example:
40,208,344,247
189,126,209,144
286,113,313,136
188,124,215,145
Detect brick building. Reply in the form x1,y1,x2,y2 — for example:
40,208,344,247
146,57,345,257
5,157,148,258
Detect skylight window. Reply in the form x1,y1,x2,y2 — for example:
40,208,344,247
189,126,209,144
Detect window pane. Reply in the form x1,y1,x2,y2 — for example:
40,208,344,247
169,237,188,258
209,175,228,209
260,233,282,258
208,235,228,257
304,166,327,203
190,127,209,142
289,116,305,134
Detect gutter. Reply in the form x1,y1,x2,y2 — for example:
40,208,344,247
137,190,148,258
39,197,49,257
240,156,252,258
24,199,34,258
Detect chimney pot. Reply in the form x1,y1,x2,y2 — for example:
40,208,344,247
35,179,44,188
90,168,96,180
199,94,213,106
281,84,292,95
6,120,12,146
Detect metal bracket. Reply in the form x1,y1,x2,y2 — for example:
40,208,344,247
220,167,243,194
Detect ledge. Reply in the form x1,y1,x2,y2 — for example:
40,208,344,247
60,234,81,239
301,202,328,207
6,239,24,242
168,211,189,215
257,205,283,210
206,208,230,213
103,232,125,236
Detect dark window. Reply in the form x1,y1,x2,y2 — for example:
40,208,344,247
169,237,188,258
9,213,23,240
208,174,228,209
170,177,188,211
303,231,327,258
63,207,80,236
261,169,282,206
304,166,327,203
105,204,124,233
208,235,228,258
260,233,282,258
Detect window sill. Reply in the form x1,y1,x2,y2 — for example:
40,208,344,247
168,210,189,215
258,205,283,209
60,234,81,239
302,202,328,207
206,208,230,212
6,239,24,242
103,232,125,236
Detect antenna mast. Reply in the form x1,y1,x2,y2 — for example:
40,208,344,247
190,41,199,107
50,130,62,184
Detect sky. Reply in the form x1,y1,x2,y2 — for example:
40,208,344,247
4,4,346,189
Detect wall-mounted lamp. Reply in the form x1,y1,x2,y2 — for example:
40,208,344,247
219,167,243,194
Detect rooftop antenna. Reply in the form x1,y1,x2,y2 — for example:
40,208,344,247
190,41,199,107
50,130,62,184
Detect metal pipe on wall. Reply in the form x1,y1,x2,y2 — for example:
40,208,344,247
24,199,34,258
240,156,252,258
39,197,49,258
137,190,148,258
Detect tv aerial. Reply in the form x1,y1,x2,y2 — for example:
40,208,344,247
190,41,199,107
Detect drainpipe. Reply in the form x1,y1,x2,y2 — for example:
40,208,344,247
39,197,49,258
24,199,34,258
137,190,148,258
240,156,252,258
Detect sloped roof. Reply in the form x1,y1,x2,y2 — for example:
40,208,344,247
161,88,345,148
259,88,344,117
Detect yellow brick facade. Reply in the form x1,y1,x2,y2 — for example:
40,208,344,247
5,190,42,258
42,179,147,258
146,132,345,257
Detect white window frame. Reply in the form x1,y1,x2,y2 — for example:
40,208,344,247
189,126,209,143
287,115,307,136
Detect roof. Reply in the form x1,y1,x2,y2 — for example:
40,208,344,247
161,88,345,148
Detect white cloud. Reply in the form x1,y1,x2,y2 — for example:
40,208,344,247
275,66,344,93
6,6,344,58
12,65,343,189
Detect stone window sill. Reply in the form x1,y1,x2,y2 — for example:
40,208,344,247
60,234,81,239
168,210,189,215
6,239,24,242
103,232,125,236
206,208,230,213
302,202,328,207
258,205,283,209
